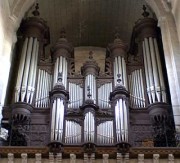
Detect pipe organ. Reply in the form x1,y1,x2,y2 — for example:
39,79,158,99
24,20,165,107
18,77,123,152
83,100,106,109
2,5,176,151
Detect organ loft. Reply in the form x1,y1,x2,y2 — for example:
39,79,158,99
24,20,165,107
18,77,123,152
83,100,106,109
1,3,177,159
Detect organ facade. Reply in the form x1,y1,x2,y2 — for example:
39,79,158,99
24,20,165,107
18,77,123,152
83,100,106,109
1,3,177,160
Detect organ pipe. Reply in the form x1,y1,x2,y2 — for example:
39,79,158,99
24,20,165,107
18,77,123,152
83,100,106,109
14,12,49,105
134,13,167,104
15,37,40,104
128,69,145,108
68,82,83,108
97,121,114,144
35,69,52,108
84,112,95,142
98,83,112,108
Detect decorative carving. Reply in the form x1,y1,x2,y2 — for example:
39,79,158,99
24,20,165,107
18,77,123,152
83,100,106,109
117,153,123,163
49,152,54,163
153,154,159,163
103,154,109,163
124,153,129,163
21,153,27,163
105,57,112,76
168,154,174,163
83,143,96,155
138,154,144,163
48,142,63,155
8,153,14,163
116,142,131,155
70,154,76,163
35,153,42,163
68,58,75,76
84,153,88,163
55,153,62,163
97,79,112,88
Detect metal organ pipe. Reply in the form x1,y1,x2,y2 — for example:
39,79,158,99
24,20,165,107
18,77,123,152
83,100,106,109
143,41,152,104
114,99,128,142
134,17,168,104
68,82,83,108
143,37,167,103
113,55,128,89
15,38,28,102
15,37,40,104
50,98,65,142
84,112,95,142
85,74,96,102
128,69,145,108
35,69,52,108
98,83,112,108
53,56,68,89
154,38,166,102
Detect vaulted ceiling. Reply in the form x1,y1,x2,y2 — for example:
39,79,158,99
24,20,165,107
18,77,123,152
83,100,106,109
27,0,154,48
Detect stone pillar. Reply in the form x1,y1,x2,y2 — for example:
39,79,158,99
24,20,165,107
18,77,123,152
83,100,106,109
124,153,129,163
55,153,62,163
138,154,144,163
35,153,42,163
158,15,180,142
21,153,27,163
49,153,54,163
8,153,14,163
116,153,123,163
70,154,76,163
103,154,109,163
168,154,174,163
84,153,88,163
153,154,159,163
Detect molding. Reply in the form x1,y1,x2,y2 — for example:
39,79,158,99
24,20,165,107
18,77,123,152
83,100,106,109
0,146,180,158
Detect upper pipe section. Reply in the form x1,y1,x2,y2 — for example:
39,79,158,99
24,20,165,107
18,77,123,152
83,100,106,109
110,75,129,102
81,51,100,77
20,3,50,43
108,34,128,59
50,73,69,101
133,6,158,40
51,29,74,63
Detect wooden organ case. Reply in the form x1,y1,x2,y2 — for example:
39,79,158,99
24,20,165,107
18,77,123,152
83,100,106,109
2,5,176,155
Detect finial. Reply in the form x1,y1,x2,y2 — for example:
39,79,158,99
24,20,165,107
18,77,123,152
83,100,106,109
87,86,92,99
32,3,40,16
117,74,122,84
114,26,120,39
142,5,149,18
89,51,93,59
57,72,63,83
60,28,66,38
